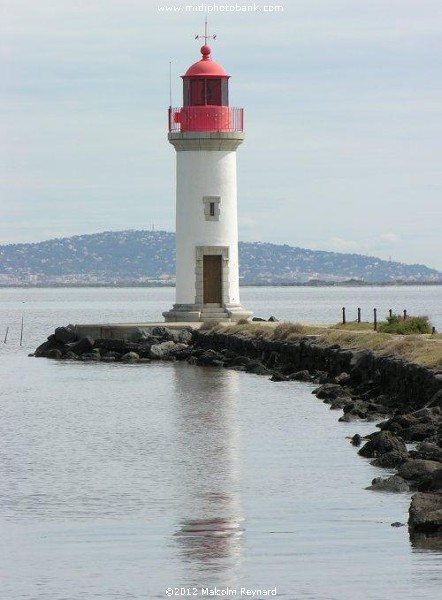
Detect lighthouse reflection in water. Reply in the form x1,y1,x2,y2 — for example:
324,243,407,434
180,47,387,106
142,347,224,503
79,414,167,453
172,365,244,583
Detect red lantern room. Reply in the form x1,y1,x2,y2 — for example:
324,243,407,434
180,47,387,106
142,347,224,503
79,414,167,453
168,37,243,134
182,44,230,107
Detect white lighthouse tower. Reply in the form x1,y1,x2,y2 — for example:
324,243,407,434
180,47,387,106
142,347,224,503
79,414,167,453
163,28,252,323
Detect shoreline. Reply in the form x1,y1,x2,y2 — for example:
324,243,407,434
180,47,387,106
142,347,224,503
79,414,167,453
33,323,442,547
2,281,442,289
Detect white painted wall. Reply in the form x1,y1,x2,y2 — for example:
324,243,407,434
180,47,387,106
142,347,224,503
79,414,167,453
175,149,240,305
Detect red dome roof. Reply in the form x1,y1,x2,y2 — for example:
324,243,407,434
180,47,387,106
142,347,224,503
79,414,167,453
182,45,230,78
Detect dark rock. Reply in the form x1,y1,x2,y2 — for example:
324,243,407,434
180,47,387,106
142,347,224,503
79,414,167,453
339,412,360,422
81,352,101,361
101,355,116,362
409,492,442,533
368,475,410,493
314,383,351,401
391,522,406,527
268,316,279,322
288,370,312,382
47,348,62,359
121,352,139,362
34,338,64,357
427,389,442,410
102,351,122,361
315,371,330,384
252,317,266,322
398,459,442,487
329,396,354,410
150,326,170,339
351,434,362,446
64,351,78,360
94,339,129,353
423,469,442,492
270,372,288,382
358,431,408,468
407,421,438,442
54,326,77,344
335,372,351,385
414,442,442,463
349,349,375,384
69,336,95,356
196,349,224,367
245,360,271,376
130,328,157,344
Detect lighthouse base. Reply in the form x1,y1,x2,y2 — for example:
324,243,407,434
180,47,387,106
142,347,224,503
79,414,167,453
163,303,253,323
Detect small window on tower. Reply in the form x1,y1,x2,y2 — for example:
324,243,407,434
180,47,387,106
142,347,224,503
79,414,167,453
203,196,221,221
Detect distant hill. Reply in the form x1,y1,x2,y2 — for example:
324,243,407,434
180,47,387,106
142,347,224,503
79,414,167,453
0,230,440,285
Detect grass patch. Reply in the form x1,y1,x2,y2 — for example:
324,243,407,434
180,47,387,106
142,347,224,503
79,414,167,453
377,314,433,335
273,322,306,340
317,329,442,369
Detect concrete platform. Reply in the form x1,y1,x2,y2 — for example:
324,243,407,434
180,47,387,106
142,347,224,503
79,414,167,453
74,322,203,341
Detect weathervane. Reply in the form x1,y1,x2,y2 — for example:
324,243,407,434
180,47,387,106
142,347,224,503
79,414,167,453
195,18,216,45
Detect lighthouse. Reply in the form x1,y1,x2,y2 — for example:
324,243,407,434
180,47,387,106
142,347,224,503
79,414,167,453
163,27,252,323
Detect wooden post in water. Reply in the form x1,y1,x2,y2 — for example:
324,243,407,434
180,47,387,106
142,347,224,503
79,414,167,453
342,307,346,325
403,309,407,321
432,327,436,335
373,308,378,331
357,308,361,323
19,316,24,347
3,327,9,344
389,309,393,318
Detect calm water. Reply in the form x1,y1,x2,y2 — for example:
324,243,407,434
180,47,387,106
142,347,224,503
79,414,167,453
1,287,442,600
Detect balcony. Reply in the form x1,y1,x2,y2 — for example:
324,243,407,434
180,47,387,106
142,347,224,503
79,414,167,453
168,106,244,133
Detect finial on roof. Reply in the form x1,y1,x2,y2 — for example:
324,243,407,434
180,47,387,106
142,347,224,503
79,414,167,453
195,18,216,59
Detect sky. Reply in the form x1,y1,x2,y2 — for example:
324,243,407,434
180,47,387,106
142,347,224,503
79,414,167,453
1,0,441,269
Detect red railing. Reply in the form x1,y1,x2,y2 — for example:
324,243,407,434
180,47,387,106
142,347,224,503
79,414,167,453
168,106,244,133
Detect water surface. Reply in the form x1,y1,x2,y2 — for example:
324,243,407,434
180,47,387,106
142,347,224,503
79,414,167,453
1,286,442,599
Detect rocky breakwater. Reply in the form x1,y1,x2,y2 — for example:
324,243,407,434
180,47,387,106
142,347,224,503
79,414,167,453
33,325,195,363
33,325,442,546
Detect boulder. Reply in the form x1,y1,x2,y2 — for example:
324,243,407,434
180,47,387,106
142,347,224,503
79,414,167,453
252,317,266,322
101,351,122,361
427,389,442,410
424,470,442,492
398,459,442,487
196,349,224,367
130,328,157,344
368,475,410,493
358,431,408,468
288,370,312,382
335,372,351,385
150,341,184,359
69,336,95,356
268,316,279,322
64,351,78,360
413,442,442,463
47,348,63,359
245,360,271,376
121,352,139,362
351,434,362,446
329,396,354,410
409,492,442,533
270,372,288,382
80,352,101,361
313,383,351,401
54,326,77,344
